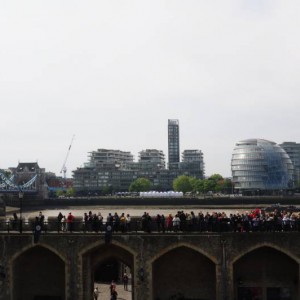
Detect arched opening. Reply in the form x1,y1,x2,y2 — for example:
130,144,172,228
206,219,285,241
233,246,299,300
152,246,216,300
84,243,134,300
13,246,65,300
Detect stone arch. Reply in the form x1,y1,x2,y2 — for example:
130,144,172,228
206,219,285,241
149,241,218,265
231,244,299,300
231,242,300,265
79,241,137,300
152,244,217,300
10,243,68,264
10,244,67,300
79,239,137,259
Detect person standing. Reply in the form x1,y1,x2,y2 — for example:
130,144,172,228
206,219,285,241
61,215,67,232
110,280,116,295
110,289,118,300
93,287,99,300
67,212,75,232
123,272,129,291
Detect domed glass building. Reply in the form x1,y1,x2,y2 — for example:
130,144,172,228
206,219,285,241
231,139,294,192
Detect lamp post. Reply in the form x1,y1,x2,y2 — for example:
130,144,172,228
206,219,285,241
19,190,23,234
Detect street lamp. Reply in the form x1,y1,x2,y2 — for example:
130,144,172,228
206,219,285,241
19,191,23,233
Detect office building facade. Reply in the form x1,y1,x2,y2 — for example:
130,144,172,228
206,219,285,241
280,142,300,186
231,139,294,193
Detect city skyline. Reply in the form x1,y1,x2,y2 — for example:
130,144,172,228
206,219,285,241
1,1,300,178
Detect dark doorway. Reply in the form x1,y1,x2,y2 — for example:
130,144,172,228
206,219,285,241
152,246,216,300
94,259,119,282
234,247,298,300
13,246,65,300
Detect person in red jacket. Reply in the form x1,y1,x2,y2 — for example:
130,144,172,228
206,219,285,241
67,212,75,232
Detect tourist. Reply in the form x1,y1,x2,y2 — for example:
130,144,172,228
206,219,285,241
126,213,131,232
120,213,126,233
12,212,18,230
110,280,116,295
93,287,99,300
110,289,118,300
156,214,162,232
161,214,166,233
123,272,129,291
166,214,173,232
67,212,74,232
172,214,181,232
61,215,67,232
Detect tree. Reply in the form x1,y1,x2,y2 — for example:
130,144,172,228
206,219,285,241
173,175,193,194
55,189,65,198
129,178,152,192
192,179,205,194
66,187,76,197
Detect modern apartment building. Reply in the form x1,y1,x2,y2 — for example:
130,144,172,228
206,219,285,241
72,120,205,194
168,119,180,166
181,150,205,178
86,149,134,169
280,142,300,186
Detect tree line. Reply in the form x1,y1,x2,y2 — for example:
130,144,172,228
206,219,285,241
129,174,233,195
55,174,233,197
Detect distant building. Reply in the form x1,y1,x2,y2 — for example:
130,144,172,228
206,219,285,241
73,148,205,195
231,139,294,194
180,150,205,178
86,149,134,169
168,119,180,167
139,149,166,169
72,120,205,195
280,142,300,186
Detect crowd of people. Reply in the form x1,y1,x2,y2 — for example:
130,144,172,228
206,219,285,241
50,208,300,233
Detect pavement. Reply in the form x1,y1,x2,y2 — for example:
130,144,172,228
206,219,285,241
94,282,132,300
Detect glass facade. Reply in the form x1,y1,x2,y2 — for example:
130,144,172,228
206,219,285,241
231,139,294,191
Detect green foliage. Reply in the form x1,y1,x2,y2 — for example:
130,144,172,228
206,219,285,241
66,187,76,197
102,185,113,195
172,174,232,195
55,189,65,197
173,175,193,194
129,178,152,192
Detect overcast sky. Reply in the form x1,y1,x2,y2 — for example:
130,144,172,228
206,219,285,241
1,1,300,178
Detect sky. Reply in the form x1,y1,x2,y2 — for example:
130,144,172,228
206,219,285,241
1,1,300,178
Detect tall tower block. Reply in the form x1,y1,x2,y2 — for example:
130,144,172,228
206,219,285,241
168,119,180,165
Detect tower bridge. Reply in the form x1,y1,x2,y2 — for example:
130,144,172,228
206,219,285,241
0,232,299,300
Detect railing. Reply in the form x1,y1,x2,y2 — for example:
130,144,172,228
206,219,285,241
1,219,300,234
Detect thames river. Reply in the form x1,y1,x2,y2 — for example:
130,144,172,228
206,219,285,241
7,205,260,220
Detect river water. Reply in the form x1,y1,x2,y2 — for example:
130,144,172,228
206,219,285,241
7,205,260,220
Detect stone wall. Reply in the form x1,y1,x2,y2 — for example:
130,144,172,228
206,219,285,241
0,232,299,300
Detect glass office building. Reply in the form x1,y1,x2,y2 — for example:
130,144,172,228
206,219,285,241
231,139,294,192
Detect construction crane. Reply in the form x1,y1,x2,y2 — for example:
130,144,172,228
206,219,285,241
60,135,75,179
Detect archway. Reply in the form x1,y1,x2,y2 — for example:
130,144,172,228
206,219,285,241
233,246,299,300
12,246,65,300
84,243,134,300
152,246,216,300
